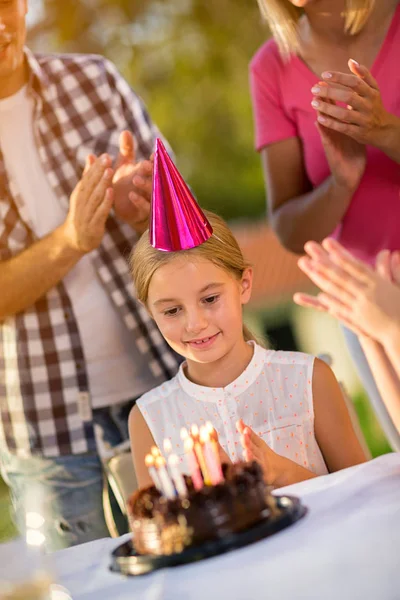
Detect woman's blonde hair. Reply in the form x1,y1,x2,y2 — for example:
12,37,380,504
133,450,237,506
130,210,263,345
257,0,376,58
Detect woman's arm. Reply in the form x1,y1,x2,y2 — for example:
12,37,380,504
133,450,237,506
129,404,157,488
262,129,365,253
360,336,400,433
312,358,368,472
237,359,367,489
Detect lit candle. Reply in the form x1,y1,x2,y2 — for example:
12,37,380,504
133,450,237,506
145,454,162,491
180,427,189,442
168,454,188,497
151,446,161,458
206,422,226,470
184,437,204,490
191,424,212,485
163,439,172,455
155,456,176,499
200,426,224,485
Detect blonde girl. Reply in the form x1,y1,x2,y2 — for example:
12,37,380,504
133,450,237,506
129,211,367,488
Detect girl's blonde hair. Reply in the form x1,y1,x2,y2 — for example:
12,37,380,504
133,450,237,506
130,210,262,345
257,0,376,59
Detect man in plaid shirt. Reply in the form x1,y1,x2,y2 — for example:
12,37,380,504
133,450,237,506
0,1,179,549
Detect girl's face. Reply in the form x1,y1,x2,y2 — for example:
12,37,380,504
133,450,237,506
147,257,253,365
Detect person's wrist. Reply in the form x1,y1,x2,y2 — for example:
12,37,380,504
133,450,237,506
381,320,400,354
330,175,358,199
373,112,400,158
56,222,87,257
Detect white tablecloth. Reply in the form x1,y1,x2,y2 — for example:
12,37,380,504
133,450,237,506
4,454,400,600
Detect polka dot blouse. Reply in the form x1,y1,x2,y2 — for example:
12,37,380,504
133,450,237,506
137,342,328,476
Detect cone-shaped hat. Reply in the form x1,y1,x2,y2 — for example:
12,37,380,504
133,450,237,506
150,138,213,251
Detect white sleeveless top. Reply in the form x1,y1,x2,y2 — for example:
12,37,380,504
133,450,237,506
137,342,328,476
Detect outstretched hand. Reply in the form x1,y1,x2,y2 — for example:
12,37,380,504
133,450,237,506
294,238,400,345
112,130,154,234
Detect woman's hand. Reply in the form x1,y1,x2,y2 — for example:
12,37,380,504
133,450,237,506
317,116,366,194
311,59,400,160
294,238,400,346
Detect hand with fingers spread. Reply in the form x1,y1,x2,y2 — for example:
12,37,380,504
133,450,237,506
237,419,282,486
61,154,114,253
311,59,400,161
112,130,154,234
294,238,400,346
237,419,316,488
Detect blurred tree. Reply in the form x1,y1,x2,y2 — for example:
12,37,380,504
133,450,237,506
27,0,269,220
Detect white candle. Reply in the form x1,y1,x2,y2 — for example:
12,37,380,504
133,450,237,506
155,456,176,499
145,454,162,491
168,454,188,497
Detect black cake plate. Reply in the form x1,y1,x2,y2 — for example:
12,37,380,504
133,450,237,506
110,495,307,576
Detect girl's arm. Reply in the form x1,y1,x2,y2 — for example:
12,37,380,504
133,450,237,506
360,336,400,434
313,358,368,472
239,358,367,488
129,404,158,488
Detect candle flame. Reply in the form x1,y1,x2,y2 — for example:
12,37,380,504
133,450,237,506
155,455,166,468
191,424,199,437
184,437,194,451
145,454,155,467
163,439,172,453
180,427,189,440
151,446,161,457
199,426,210,444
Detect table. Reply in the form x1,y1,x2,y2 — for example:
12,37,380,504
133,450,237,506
4,454,400,600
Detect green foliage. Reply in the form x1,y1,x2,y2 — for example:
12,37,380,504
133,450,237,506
28,0,269,220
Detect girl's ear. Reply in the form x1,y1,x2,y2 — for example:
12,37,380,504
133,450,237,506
240,267,253,305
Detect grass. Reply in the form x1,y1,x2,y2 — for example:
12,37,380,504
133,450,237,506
0,392,393,545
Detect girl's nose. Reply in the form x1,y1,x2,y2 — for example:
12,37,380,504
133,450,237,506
185,309,208,335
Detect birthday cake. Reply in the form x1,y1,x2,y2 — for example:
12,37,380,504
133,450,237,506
127,424,279,556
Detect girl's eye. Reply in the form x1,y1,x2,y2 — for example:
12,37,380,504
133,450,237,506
163,307,180,317
203,295,219,305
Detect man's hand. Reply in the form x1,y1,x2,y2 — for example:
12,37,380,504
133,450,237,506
112,130,153,235
61,154,114,253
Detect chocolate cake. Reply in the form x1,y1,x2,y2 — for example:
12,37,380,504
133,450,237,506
127,461,278,556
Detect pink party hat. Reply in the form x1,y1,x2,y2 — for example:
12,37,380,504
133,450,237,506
150,138,213,251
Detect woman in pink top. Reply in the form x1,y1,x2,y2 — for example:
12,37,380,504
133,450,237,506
250,0,400,450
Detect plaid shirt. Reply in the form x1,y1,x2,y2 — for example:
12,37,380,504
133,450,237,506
0,49,180,458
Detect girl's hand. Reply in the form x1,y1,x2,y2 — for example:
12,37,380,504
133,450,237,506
311,59,393,149
236,419,284,486
294,239,400,346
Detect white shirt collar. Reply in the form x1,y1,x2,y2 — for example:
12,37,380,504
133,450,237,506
177,341,267,401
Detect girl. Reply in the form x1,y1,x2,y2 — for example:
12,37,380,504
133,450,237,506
128,211,367,488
